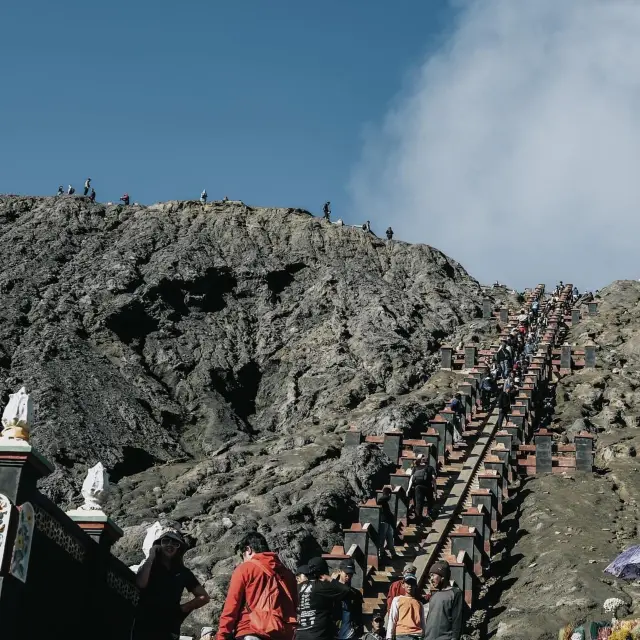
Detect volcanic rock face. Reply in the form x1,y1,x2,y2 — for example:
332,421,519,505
0,196,486,631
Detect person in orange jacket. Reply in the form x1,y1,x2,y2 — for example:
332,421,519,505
217,531,298,640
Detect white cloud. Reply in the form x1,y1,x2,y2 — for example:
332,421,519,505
349,0,640,290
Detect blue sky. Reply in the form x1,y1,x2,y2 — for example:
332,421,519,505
1,0,452,219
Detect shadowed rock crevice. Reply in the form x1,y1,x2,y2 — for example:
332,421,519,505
110,446,159,483
209,361,262,423
146,267,238,317
105,300,159,346
267,262,307,303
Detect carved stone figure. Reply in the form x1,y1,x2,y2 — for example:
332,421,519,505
142,521,164,558
1,387,33,443
129,522,172,572
79,462,110,510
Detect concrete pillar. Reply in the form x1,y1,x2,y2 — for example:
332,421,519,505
0,444,54,505
510,404,526,417
482,299,493,319
535,430,553,474
495,431,513,452
451,528,482,577
66,512,123,550
447,553,474,608
382,431,402,464
464,346,477,369
575,434,594,472
422,434,439,470
394,487,408,522
458,383,473,415
585,344,596,368
519,386,533,402
344,430,363,447
503,423,522,446
571,308,580,325
499,308,509,323
478,472,502,517
431,421,448,462
462,506,491,557
358,503,381,567
441,346,453,369
343,528,368,562
588,301,598,316
483,458,508,500
389,473,410,492
471,489,497,532
492,444,513,483
560,344,571,371
343,529,369,589
508,414,525,430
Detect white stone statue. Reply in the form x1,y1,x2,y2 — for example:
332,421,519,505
1,387,33,443
142,521,164,558
129,521,165,571
79,462,110,510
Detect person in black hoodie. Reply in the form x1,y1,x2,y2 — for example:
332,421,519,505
376,486,398,560
409,459,436,525
495,383,514,431
297,557,359,640
424,561,463,640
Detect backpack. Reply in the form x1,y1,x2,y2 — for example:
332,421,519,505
412,467,433,487
245,559,296,637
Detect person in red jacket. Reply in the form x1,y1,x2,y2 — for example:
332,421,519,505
217,531,297,640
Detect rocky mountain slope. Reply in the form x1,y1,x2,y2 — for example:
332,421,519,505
0,195,489,630
488,281,640,639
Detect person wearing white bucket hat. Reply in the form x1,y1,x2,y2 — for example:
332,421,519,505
132,527,210,640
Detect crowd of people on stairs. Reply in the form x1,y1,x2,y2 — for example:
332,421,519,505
136,527,463,640
475,290,563,432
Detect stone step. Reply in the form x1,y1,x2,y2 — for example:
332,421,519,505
362,595,385,615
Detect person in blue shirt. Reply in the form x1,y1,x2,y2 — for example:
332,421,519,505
531,299,539,319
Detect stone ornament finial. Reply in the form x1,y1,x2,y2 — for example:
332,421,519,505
1,387,33,444
142,521,164,558
79,462,110,511
130,521,165,571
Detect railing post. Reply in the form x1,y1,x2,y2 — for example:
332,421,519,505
464,346,477,369
441,346,453,370
535,430,553,474
575,433,595,472
585,344,596,368
382,431,403,464
344,429,363,447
